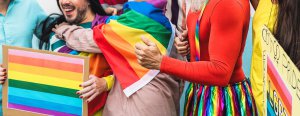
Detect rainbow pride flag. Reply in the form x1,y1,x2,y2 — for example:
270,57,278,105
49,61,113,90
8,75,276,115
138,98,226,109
4,46,87,116
93,1,175,97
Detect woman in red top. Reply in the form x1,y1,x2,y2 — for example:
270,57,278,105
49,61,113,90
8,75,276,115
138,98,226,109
135,0,257,115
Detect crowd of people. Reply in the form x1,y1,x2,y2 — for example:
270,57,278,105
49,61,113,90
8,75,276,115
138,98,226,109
0,0,299,116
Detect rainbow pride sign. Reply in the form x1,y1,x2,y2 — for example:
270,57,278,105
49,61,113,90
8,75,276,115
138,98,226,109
2,46,89,116
261,25,300,116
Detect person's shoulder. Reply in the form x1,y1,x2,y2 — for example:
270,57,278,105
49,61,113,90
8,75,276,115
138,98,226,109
208,0,248,14
18,0,41,7
24,0,39,3
13,0,41,9
15,0,37,4
208,0,249,21
209,0,246,9
29,0,41,7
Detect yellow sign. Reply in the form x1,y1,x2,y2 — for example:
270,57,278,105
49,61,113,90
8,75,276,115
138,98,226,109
261,25,300,116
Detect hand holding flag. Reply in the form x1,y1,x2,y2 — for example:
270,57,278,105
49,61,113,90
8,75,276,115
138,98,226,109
135,36,163,70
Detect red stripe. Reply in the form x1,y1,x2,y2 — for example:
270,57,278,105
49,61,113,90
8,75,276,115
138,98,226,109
267,57,292,114
93,24,140,89
8,55,83,73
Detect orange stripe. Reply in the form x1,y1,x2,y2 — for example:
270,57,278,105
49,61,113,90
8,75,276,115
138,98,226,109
87,54,110,77
268,75,292,115
268,76,291,116
103,25,149,78
8,55,83,73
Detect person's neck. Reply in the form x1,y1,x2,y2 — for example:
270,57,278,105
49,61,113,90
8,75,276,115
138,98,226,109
80,10,95,24
0,0,10,16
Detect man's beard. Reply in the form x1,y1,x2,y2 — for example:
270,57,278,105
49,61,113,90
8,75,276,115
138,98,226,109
66,6,88,24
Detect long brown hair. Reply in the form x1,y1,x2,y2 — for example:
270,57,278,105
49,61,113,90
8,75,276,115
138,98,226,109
275,0,300,69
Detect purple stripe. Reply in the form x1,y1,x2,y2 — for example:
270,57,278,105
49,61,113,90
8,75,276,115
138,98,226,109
146,0,167,10
92,14,109,27
58,46,73,53
202,86,210,116
218,87,224,115
8,103,77,116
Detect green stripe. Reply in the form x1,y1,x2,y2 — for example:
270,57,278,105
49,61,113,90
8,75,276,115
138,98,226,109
79,22,92,28
198,86,206,115
51,40,66,51
9,79,79,98
116,9,171,48
225,87,234,115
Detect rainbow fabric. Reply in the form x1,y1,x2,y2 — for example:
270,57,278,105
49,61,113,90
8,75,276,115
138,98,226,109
93,1,174,97
194,0,209,61
184,81,258,116
194,21,201,61
7,49,85,116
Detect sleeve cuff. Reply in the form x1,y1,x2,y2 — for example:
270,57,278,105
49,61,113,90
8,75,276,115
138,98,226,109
160,56,171,73
103,75,114,91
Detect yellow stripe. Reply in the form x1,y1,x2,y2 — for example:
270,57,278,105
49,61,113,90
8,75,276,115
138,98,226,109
103,75,114,91
108,20,167,54
214,87,219,115
239,85,246,115
78,52,92,57
103,24,149,78
227,86,235,115
9,71,82,90
9,63,83,81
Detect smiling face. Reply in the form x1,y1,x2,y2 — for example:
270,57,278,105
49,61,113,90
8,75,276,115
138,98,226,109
58,0,90,24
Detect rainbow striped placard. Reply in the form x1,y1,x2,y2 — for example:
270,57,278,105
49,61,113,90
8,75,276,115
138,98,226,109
260,25,300,116
2,45,88,116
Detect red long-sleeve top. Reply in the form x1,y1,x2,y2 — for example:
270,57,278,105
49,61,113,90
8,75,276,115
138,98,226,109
160,0,250,86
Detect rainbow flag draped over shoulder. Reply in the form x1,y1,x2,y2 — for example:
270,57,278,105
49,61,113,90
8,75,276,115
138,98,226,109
93,1,174,97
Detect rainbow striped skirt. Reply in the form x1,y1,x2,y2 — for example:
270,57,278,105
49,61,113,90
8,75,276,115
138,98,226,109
184,80,257,116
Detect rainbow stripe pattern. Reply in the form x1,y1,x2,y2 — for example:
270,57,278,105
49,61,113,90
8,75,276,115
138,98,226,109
7,49,85,116
194,21,201,61
184,81,258,116
93,1,174,97
266,57,292,116
194,0,209,61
